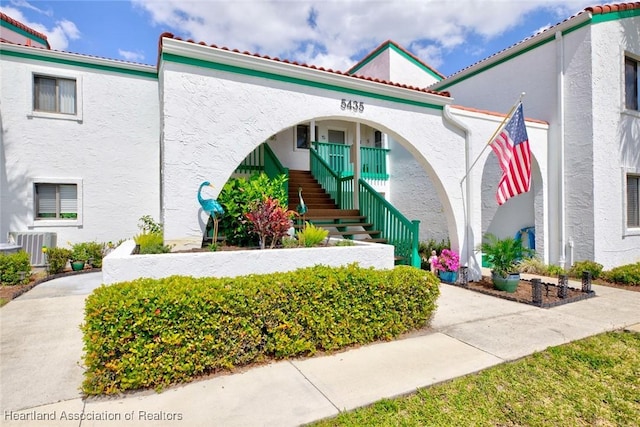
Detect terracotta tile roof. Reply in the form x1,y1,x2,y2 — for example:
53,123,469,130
348,39,445,79
0,12,50,48
439,2,640,80
159,33,451,99
452,105,548,125
586,2,640,14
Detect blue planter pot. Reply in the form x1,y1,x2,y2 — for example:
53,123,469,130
439,271,458,283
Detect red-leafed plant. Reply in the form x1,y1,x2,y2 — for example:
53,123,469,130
245,197,295,249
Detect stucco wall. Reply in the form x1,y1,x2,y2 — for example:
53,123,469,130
159,43,467,258
434,16,640,269
388,137,449,244
103,239,395,284
0,52,160,246
590,17,640,268
447,107,549,265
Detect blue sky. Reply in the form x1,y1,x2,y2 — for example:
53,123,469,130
1,0,603,77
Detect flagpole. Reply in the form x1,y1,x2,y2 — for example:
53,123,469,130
460,92,526,185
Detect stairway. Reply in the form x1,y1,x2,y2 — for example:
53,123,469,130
287,170,384,243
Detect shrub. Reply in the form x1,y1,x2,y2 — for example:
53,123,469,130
82,264,440,395
245,196,295,249
217,173,288,246
46,247,72,274
568,260,603,280
0,251,31,285
601,262,640,286
71,241,106,267
297,222,329,247
134,232,172,254
134,215,172,254
546,264,566,276
517,257,548,275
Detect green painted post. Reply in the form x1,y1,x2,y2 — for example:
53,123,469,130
411,220,421,268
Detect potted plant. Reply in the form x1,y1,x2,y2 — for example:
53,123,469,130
70,242,90,271
434,249,460,283
478,233,532,293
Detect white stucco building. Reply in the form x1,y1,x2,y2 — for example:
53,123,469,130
1,3,638,271
431,3,640,269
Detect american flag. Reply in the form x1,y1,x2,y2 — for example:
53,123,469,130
490,103,531,205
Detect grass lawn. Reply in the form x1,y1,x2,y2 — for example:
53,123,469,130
313,330,640,426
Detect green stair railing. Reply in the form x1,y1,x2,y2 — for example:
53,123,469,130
310,146,353,209
312,141,353,176
359,179,420,267
235,143,289,204
360,146,389,180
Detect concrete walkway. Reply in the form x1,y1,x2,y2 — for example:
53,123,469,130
1,272,639,426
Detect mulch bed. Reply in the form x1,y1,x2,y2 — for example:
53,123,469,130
446,276,596,308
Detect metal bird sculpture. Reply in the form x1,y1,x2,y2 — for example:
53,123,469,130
296,186,307,229
198,181,225,244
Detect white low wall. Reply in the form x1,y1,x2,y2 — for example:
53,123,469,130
102,239,395,285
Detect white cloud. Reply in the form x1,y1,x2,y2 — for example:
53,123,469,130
47,19,80,50
0,5,80,50
118,49,145,62
132,0,597,74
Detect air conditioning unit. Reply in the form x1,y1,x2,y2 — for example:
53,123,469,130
8,232,57,267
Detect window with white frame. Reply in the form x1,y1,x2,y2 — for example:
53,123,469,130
628,174,640,228
625,56,639,111
35,183,78,220
33,75,77,115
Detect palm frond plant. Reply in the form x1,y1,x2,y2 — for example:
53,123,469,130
478,233,534,292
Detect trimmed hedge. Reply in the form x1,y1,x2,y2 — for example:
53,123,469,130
0,251,31,285
82,264,440,395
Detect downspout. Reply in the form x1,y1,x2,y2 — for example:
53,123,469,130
556,31,566,268
443,105,475,278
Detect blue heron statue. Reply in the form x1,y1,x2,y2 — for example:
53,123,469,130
198,181,225,243
296,186,307,228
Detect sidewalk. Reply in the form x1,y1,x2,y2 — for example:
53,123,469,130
1,272,639,426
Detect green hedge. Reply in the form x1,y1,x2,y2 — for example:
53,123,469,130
601,262,640,285
0,251,31,285
82,264,440,395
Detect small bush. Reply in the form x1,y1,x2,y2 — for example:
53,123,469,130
298,222,329,247
245,196,295,249
568,260,603,280
0,251,31,285
601,262,640,285
71,241,106,267
134,232,172,254
517,257,548,275
546,264,566,276
218,173,288,246
46,247,72,274
134,215,172,254
82,264,440,395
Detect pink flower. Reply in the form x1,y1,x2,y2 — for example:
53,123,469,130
435,249,460,272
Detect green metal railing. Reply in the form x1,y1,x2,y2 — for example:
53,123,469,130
310,147,353,209
312,141,389,181
235,143,289,204
359,179,420,267
312,141,353,175
360,146,389,180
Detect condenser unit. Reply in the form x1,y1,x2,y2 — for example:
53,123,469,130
8,232,57,267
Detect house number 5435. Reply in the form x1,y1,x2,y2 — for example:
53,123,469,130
341,99,364,112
